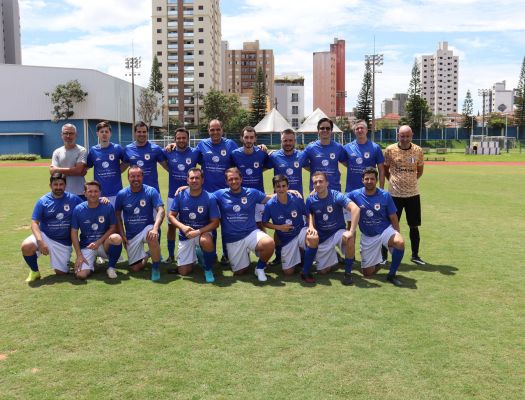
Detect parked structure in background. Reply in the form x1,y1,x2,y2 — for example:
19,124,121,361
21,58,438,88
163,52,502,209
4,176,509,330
0,0,21,64
381,93,408,117
274,73,304,129
313,38,346,118
152,0,221,127
222,40,275,111
420,41,459,115
483,80,515,114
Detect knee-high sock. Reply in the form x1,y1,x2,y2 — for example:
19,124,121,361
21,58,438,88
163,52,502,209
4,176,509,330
275,244,282,259
389,248,404,276
256,259,267,270
23,254,39,272
344,257,354,274
203,250,215,271
107,244,122,268
222,240,228,259
302,246,317,274
167,239,175,258
409,227,420,257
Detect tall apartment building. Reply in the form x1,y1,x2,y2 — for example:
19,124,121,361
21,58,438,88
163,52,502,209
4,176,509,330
0,0,22,64
152,0,221,127
381,93,408,117
313,38,345,117
274,73,304,129
222,40,274,111
484,80,514,114
420,41,459,115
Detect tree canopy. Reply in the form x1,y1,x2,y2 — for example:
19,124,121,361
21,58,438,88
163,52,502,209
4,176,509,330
45,80,88,122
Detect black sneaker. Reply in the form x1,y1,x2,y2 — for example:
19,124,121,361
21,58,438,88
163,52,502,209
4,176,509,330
410,256,426,265
220,255,230,265
268,257,282,266
386,274,402,287
163,256,175,265
301,272,316,284
342,273,354,286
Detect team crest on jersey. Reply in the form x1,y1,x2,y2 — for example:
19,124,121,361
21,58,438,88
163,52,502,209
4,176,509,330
246,168,253,175
137,160,144,167
364,152,370,159
286,168,293,175
220,149,227,157
56,213,64,220
91,223,99,231
327,205,333,213
177,164,185,171
102,161,109,168
197,206,204,213
185,158,192,165
64,204,70,212
189,212,196,220
356,157,363,165
144,154,151,161
329,153,335,160
241,197,248,204
322,214,328,221
294,161,299,168
109,154,115,161
254,162,259,168
366,210,374,217
291,210,298,218
321,159,329,167
374,203,381,211
140,199,146,207
98,216,105,223
233,205,241,212
212,156,220,163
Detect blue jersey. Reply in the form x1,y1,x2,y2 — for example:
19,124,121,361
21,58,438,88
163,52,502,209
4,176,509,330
344,140,384,192
124,141,167,192
306,190,349,243
32,192,83,246
71,202,117,248
304,140,347,191
348,188,397,237
230,147,268,191
87,143,125,197
115,185,164,240
195,138,238,192
170,189,220,241
267,149,309,195
262,193,307,246
213,187,266,243
163,147,200,198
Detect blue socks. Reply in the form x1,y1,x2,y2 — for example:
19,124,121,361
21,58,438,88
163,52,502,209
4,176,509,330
390,248,404,276
203,250,215,271
302,246,318,274
167,239,175,259
275,245,282,260
23,254,39,272
256,259,267,270
344,257,354,274
107,244,122,268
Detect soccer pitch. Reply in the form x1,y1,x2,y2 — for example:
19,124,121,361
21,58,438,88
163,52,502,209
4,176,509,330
0,163,524,399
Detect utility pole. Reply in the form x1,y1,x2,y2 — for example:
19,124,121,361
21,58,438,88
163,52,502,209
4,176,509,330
478,88,489,136
125,50,141,129
365,47,383,141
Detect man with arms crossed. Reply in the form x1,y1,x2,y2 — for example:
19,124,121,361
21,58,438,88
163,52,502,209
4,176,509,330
71,181,123,280
384,125,426,265
21,173,83,282
348,167,405,286
50,123,87,198
168,168,220,283
301,172,360,285
262,175,318,276
115,167,165,281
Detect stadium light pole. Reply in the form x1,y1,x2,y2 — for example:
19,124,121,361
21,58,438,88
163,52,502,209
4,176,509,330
125,55,142,130
478,89,489,136
365,53,383,142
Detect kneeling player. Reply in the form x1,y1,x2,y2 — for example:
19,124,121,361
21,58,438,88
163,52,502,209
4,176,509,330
262,175,318,276
168,168,220,283
71,181,123,280
348,167,404,286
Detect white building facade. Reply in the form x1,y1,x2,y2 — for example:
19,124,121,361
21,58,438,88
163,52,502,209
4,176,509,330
274,73,304,129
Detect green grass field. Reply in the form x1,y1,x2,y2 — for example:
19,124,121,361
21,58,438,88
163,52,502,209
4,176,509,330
1,164,524,399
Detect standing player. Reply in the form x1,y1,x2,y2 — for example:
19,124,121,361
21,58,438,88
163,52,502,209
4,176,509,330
71,181,123,280
163,127,200,263
21,173,83,282
50,123,87,198
168,168,220,283
115,167,165,281
87,121,126,205
301,172,360,285
304,118,347,191
262,175,318,276
384,125,426,265
213,168,275,282
348,167,404,286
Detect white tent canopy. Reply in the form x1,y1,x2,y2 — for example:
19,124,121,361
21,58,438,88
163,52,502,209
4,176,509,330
254,108,293,133
297,108,342,133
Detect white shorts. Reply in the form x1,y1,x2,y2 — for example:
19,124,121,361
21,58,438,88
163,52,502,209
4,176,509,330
360,225,397,269
315,229,346,271
343,209,352,223
126,224,153,265
177,236,199,266
78,246,108,271
226,229,270,272
281,227,307,270
167,197,174,225
255,203,265,223
29,232,72,273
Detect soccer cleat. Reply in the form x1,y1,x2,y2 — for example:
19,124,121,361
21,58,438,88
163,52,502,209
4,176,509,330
386,274,403,287
410,256,426,266
300,272,316,284
204,269,215,283
163,256,175,264
255,268,267,282
151,267,161,282
342,272,354,286
268,257,282,266
25,271,41,283
379,259,388,266
220,255,230,265
96,256,105,265
106,267,117,279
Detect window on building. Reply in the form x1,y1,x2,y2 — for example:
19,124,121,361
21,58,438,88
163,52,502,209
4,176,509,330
157,17,162,22
198,5,203,10
198,50,204,55
157,6,161,11
199,72,204,77
157,40,162,44
198,39,204,43
291,93,299,102
198,28,203,32
292,106,298,115
157,51,162,56
199,84,204,88
198,17,203,21
292,118,299,128
199,61,204,66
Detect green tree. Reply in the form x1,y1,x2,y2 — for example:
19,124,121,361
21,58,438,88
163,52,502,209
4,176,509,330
202,89,242,130
401,59,431,135
149,55,163,95
225,109,251,135
461,90,477,129
487,112,506,130
428,113,446,129
514,56,525,132
136,88,161,128
355,61,373,127
335,116,350,132
250,66,267,126
45,80,88,122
